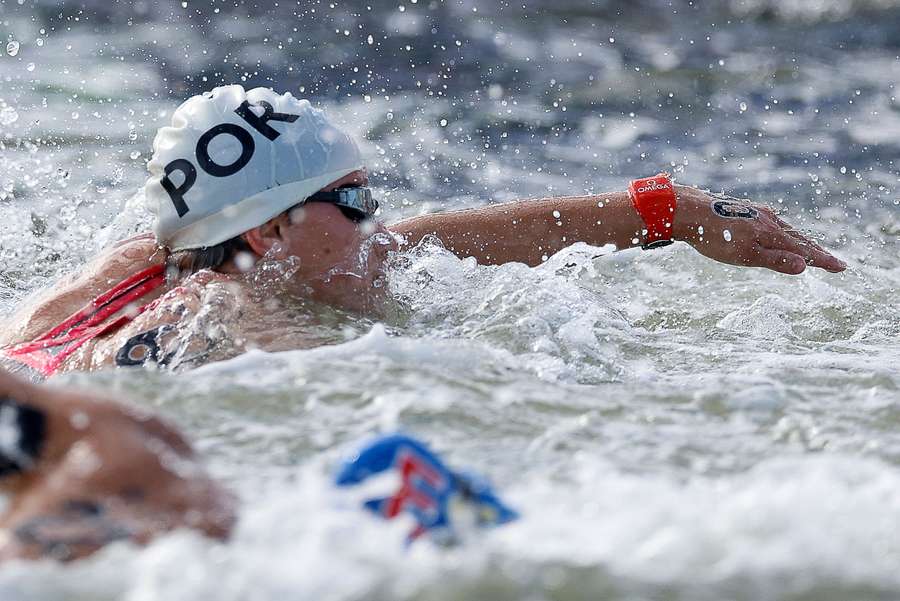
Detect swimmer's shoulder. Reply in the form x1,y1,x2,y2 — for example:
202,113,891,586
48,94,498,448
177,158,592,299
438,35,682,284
0,234,166,346
87,233,164,284
68,278,204,373
82,270,249,372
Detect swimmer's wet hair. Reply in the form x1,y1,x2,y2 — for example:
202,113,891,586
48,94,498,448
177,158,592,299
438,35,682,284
166,235,253,276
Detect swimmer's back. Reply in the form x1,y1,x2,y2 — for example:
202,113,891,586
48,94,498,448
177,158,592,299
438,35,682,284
0,234,166,347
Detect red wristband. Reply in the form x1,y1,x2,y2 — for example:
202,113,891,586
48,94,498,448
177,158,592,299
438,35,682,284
628,173,677,249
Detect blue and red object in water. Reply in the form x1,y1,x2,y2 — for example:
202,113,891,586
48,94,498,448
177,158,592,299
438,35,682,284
335,433,519,544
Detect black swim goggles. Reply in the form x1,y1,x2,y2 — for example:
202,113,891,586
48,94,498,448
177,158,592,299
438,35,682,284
303,187,379,223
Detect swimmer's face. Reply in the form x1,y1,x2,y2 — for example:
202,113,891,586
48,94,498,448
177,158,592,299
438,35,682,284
242,169,398,311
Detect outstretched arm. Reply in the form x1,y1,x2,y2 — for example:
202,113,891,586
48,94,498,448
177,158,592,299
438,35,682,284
389,185,846,274
0,369,234,562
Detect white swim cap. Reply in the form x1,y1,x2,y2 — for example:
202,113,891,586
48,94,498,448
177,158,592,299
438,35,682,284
146,85,363,251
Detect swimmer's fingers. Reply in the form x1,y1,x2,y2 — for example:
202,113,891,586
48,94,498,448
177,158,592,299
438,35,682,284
774,217,833,258
758,208,826,251
759,219,846,273
753,247,808,275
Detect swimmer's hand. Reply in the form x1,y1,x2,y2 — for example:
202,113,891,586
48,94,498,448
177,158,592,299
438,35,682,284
673,186,847,274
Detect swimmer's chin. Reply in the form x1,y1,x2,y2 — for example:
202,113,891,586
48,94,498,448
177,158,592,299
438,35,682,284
284,267,391,315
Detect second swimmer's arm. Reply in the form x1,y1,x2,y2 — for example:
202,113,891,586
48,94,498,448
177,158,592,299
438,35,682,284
389,185,846,274
0,369,233,562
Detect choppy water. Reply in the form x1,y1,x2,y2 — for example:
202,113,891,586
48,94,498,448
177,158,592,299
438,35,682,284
1,0,899,599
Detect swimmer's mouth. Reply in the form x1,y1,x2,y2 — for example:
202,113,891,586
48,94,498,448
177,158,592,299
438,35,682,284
324,233,396,286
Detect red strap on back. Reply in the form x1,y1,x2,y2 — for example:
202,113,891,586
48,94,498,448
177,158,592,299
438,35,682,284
628,173,677,249
2,264,167,376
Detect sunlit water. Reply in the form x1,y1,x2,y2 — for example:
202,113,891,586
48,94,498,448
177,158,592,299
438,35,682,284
0,1,899,599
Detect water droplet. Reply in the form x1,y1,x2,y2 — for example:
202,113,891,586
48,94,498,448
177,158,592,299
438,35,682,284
26,62,34,71
439,118,447,127
552,210,561,219
129,150,142,159
235,251,256,272
71,111,79,119
723,229,732,242
367,34,374,45
128,129,137,141
697,225,704,235
739,102,748,112
35,38,44,47
6,41,20,56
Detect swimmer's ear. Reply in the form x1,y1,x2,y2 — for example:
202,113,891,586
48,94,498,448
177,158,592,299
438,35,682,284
242,213,290,259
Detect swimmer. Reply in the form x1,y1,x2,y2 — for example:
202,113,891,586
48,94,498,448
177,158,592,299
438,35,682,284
0,368,233,561
0,86,846,378
0,367,515,561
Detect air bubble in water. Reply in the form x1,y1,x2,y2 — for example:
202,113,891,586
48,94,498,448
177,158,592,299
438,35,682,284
6,41,20,56
35,38,44,47
723,229,732,242
26,62,34,71
739,102,748,112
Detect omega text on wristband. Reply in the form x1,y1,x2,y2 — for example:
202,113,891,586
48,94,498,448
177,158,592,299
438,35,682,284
627,173,677,250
